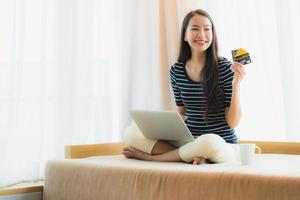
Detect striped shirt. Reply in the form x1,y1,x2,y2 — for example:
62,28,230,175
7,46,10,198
170,57,237,143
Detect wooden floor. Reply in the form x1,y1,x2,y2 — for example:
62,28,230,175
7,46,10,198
0,181,43,196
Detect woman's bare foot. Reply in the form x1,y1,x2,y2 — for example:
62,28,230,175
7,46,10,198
192,156,206,165
122,147,151,161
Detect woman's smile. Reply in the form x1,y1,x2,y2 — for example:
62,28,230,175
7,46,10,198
194,39,207,45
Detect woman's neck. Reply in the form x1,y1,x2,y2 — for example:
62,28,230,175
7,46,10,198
188,51,206,69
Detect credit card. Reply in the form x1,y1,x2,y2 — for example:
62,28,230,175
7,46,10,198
231,48,251,65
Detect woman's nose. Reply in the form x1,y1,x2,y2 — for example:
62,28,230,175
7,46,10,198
197,30,205,37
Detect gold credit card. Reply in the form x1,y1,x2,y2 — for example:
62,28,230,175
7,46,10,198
231,48,251,65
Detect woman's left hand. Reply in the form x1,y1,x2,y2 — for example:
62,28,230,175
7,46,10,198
231,62,246,89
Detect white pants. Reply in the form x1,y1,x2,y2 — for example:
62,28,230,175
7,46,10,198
123,123,239,163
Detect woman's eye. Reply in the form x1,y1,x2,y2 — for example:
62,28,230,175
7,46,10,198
192,28,198,31
205,28,211,31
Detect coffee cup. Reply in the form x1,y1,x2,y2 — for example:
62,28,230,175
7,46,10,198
239,144,261,165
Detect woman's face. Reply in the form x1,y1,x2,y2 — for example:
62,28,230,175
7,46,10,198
184,14,213,53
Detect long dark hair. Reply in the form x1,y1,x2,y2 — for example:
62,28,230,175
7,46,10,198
177,9,224,119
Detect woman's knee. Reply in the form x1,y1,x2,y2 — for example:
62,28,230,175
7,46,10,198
196,134,237,162
123,124,143,146
178,134,229,163
122,123,157,154
178,135,213,162
196,134,226,149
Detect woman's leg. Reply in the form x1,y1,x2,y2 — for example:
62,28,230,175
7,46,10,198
123,147,181,162
123,124,236,164
122,123,176,155
123,146,206,164
122,128,208,163
150,140,177,155
179,134,239,163
122,141,177,160
124,134,238,164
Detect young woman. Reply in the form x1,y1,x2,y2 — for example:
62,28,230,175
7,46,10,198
123,9,245,164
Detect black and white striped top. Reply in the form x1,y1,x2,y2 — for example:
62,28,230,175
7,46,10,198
170,57,237,143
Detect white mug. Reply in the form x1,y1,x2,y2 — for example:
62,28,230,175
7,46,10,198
239,144,261,165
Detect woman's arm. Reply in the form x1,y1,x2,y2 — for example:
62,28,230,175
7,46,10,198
225,87,241,128
225,62,245,128
177,106,186,120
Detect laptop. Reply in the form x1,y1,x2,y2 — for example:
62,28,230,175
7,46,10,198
128,110,195,146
